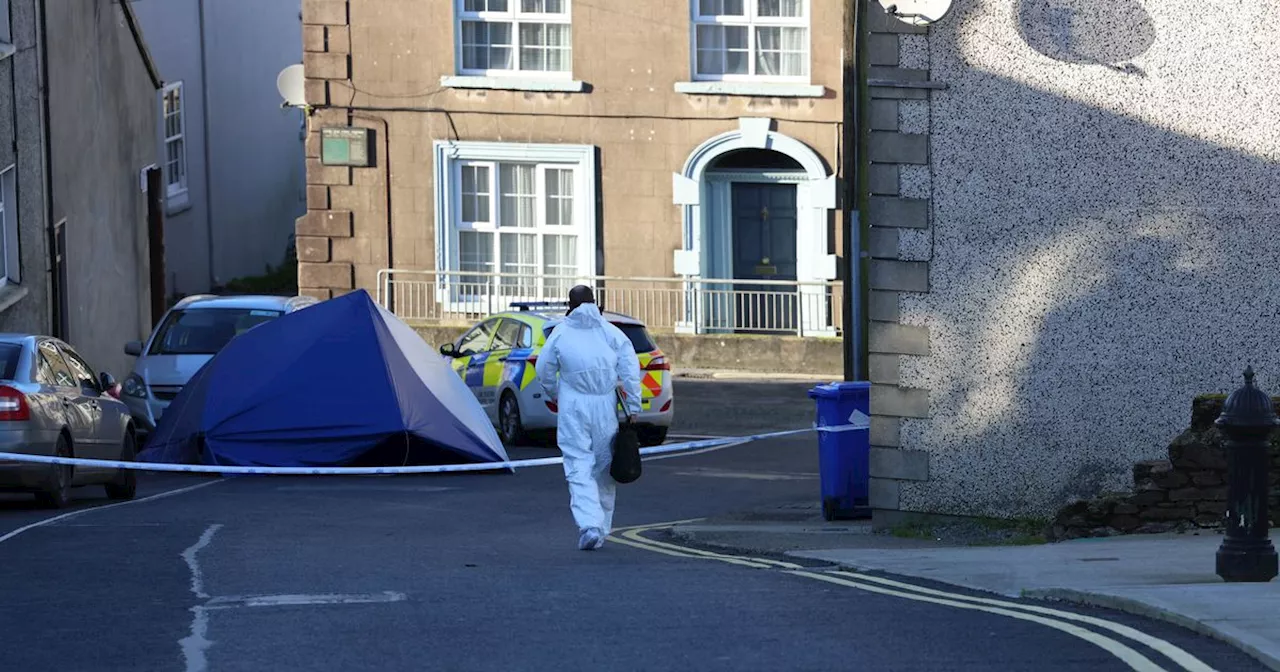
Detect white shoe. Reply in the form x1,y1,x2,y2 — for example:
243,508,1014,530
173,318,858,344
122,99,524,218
578,528,602,551
593,532,606,549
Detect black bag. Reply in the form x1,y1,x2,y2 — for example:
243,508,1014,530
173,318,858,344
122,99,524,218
610,390,643,484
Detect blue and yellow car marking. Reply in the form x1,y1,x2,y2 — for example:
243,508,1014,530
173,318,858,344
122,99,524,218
464,352,489,388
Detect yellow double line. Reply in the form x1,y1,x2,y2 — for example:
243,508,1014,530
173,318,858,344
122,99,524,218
609,520,1216,672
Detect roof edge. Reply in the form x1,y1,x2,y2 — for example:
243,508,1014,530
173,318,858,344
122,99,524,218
119,0,162,90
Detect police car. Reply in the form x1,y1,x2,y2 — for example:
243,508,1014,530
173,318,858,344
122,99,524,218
437,302,674,447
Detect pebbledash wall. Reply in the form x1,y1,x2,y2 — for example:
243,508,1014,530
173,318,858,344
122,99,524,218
296,0,848,334
867,0,1280,521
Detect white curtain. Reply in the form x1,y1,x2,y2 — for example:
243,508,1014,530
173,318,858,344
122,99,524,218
518,23,571,71
757,0,802,18
755,26,805,76
545,168,573,226
499,164,536,228
500,233,538,294
461,165,491,223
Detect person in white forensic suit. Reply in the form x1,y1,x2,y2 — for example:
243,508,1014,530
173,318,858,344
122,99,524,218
535,285,643,551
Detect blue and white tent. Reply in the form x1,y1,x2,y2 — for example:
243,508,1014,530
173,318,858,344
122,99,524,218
138,290,509,469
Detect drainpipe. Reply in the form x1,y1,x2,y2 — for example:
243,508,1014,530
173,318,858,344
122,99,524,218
197,0,215,290
36,0,58,337
842,0,868,381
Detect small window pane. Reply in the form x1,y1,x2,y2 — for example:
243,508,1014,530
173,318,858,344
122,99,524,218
521,0,566,13
545,168,573,226
756,26,806,76
499,232,537,295
464,0,508,11
700,0,745,16
542,235,577,297
461,165,491,223
499,164,536,228
462,22,514,70
758,0,803,18
518,23,571,72
459,231,494,287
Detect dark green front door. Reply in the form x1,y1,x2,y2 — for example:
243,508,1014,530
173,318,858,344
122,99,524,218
731,183,798,333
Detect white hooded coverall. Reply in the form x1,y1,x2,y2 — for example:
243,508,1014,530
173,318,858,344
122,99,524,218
535,303,642,539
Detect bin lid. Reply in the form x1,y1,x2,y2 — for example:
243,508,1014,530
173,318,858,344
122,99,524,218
808,381,872,399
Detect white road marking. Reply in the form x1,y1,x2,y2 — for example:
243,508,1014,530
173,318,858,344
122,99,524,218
0,479,221,546
666,434,729,440
180,524,222,672
183,524,222,600
616,522,1215,672
205,592,408,609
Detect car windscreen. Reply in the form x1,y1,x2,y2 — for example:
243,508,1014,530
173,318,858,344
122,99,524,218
147,308,284,355
0,343,22,380
541,322,657,354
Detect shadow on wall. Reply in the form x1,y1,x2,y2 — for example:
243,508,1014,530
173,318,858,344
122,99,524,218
1017,0,1155,74
897,0,1280,518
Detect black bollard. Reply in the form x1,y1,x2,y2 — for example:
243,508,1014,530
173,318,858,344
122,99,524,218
1215,366,1278,583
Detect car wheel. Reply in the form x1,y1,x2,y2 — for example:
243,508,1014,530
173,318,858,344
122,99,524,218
105,432,138,501
35,434,73,509
499,392,525,446
638,426,669,447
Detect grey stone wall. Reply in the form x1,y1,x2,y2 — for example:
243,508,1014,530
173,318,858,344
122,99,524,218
0,0,52,336
864,8,936,524
882,0,1280,518
44,0,159,378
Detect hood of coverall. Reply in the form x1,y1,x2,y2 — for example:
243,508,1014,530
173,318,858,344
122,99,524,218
563,303,607,329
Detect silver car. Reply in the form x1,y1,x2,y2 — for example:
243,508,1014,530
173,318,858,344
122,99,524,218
0,335,138,508
121,294,319,435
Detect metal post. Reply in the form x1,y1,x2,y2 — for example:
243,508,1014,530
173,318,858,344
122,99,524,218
841,0,868,382
1215,365,1279,583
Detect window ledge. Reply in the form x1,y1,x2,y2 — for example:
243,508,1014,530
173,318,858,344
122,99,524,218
0,284,30,314
675,81,826,98
166,189,192,216
0,43,15,63
441,76,586,93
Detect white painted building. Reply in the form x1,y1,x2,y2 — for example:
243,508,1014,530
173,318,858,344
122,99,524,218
131,0,307,296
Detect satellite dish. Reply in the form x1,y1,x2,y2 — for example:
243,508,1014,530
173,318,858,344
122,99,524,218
876,0,953,26
276,64,307,107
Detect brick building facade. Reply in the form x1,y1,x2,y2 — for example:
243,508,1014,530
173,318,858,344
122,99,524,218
296,0,849,326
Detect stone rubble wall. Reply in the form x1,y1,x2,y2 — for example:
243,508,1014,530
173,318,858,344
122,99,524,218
1049,396,1280,541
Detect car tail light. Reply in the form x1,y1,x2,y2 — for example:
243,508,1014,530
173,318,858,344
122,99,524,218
0,386,31,421
660,400,672,413
643,355,671,371
528,355,538,367
545,400,558,413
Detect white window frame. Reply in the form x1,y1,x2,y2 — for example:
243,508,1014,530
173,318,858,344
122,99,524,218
0,164,19,286
0,0,15,61
433,141,596,312
453,0,573,79
690,0,811,83
161,81,189,202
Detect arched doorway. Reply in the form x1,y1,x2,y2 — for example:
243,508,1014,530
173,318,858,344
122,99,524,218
672,118,837,336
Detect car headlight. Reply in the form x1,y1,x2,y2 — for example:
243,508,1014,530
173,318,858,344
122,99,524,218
122,374,148,399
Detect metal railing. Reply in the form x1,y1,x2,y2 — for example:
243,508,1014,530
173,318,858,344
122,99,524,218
375,269,842,337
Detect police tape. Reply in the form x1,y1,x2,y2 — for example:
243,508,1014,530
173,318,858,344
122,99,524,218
0,423,866,476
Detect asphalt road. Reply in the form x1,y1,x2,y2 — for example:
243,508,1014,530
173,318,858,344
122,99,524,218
0,379,1265,671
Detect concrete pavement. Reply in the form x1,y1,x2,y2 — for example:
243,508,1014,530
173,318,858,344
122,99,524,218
792,529,1280,672
669,508,1280,671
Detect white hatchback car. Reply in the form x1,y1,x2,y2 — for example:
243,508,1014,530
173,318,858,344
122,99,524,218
121,294,319,436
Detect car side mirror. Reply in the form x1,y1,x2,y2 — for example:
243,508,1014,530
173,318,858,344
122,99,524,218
124,341,143,357
439,343,457,357
99,372,116,390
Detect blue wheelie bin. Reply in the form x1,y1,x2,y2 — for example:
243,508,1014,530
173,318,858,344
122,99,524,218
807,381,872,520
